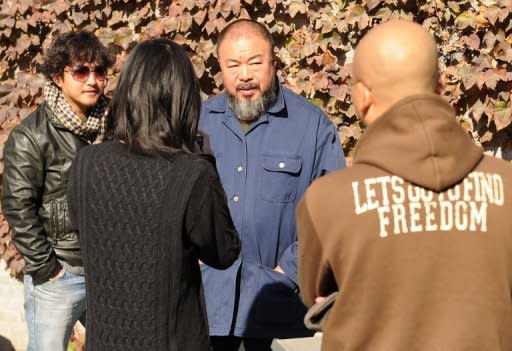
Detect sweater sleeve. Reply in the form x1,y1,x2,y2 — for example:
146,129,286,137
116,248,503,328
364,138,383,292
297,194,337,307
184,162,241,269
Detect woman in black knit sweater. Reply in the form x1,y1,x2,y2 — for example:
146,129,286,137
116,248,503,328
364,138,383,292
67,39,241,351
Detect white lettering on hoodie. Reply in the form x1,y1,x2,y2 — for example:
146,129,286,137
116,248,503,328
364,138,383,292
351,172,504,238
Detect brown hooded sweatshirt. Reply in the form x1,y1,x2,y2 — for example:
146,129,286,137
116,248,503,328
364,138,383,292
298,94,512,351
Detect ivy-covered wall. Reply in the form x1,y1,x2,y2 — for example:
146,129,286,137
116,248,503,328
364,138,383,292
1,0,511,275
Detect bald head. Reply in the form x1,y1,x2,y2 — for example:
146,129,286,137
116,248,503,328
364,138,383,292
217,19,274,59
351,20,440,124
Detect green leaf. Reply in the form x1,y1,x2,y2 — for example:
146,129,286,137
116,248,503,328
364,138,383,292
455,12,476,29
308,98,325,108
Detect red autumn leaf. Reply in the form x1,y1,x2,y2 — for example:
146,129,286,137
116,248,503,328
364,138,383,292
203,20,217,36
483,69,507,89
173,33,189,46
107,10,125,27
219,0,241,18
15,18,28,33
142,19,163,39
289,0,308,18
52,0,70,16
95,27,115,45
319,17,335,33
0,222,9,240
470,99,486,123
302,40,318,57
183,0,197,10
194,9,207,26
366,0,382,11
311,71,329,92
484,5,501,25
104,75,118,96
483,31,497,50
168,2,182,18
70,11,88,26
374,6,392,21
239,7,251,19
357,12,370,30
455,11,477,29
498,6,510,21
111,29,132,51
322,50,338,67
196,39,215,59
462,33,481,50
138,2,152,17
493,107,512,131
161,17,179,34
191,55,206,78
267,0,277,9
213,71,223,89
14,34,31,55
447,1,461,13
498,91,510,101
0,16,15,30
101,5,112,18
330,84,349,102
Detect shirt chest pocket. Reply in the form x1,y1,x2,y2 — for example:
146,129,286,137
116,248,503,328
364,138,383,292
260,155,302,203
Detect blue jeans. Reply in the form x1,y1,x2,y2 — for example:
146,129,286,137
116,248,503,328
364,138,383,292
24,270,86,351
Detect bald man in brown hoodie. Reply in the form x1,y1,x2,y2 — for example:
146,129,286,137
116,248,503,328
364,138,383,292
297,20,512,351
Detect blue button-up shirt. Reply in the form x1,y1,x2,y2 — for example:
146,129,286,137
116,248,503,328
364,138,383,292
199,82,346,338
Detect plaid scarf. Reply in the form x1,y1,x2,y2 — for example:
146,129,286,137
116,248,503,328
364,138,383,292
44,81,108,142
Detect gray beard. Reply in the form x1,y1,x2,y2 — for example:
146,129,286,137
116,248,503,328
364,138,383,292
227,82,277,122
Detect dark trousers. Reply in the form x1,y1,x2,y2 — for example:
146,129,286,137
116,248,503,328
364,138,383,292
210,336,273,351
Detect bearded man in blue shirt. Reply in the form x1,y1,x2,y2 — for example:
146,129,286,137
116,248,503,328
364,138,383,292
199,19,346,351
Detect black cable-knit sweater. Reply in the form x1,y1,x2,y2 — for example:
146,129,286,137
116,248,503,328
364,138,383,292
67,140,240,351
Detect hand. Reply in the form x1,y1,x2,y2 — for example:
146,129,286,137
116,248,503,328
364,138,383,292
274,265,285,275
194,130,214,156
198,259,204,265
50,268,65,281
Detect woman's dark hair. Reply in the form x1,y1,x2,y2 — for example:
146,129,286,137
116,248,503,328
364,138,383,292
105,39,201,154
40,31,113,79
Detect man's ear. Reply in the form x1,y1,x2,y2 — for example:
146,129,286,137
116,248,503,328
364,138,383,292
359,82,373,117
52,74,63,88
351,81,372,122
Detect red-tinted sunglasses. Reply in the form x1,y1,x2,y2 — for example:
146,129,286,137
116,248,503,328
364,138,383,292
64,65,107,83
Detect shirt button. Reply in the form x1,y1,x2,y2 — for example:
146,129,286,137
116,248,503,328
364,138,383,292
237,166,243,172
278,162,285,169
233,195,240,202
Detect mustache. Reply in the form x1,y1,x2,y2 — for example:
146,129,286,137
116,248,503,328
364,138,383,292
236,82,260,90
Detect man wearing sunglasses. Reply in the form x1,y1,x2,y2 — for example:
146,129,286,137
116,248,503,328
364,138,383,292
1,31,112,351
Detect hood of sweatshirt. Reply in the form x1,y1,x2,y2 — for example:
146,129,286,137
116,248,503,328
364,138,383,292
353,94,483,192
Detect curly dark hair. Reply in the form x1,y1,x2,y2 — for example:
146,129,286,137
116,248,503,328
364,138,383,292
39,31,113,80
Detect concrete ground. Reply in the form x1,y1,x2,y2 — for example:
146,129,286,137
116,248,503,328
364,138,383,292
0,260,27,351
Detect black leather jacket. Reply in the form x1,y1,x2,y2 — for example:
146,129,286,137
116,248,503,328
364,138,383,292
2,103,94,284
